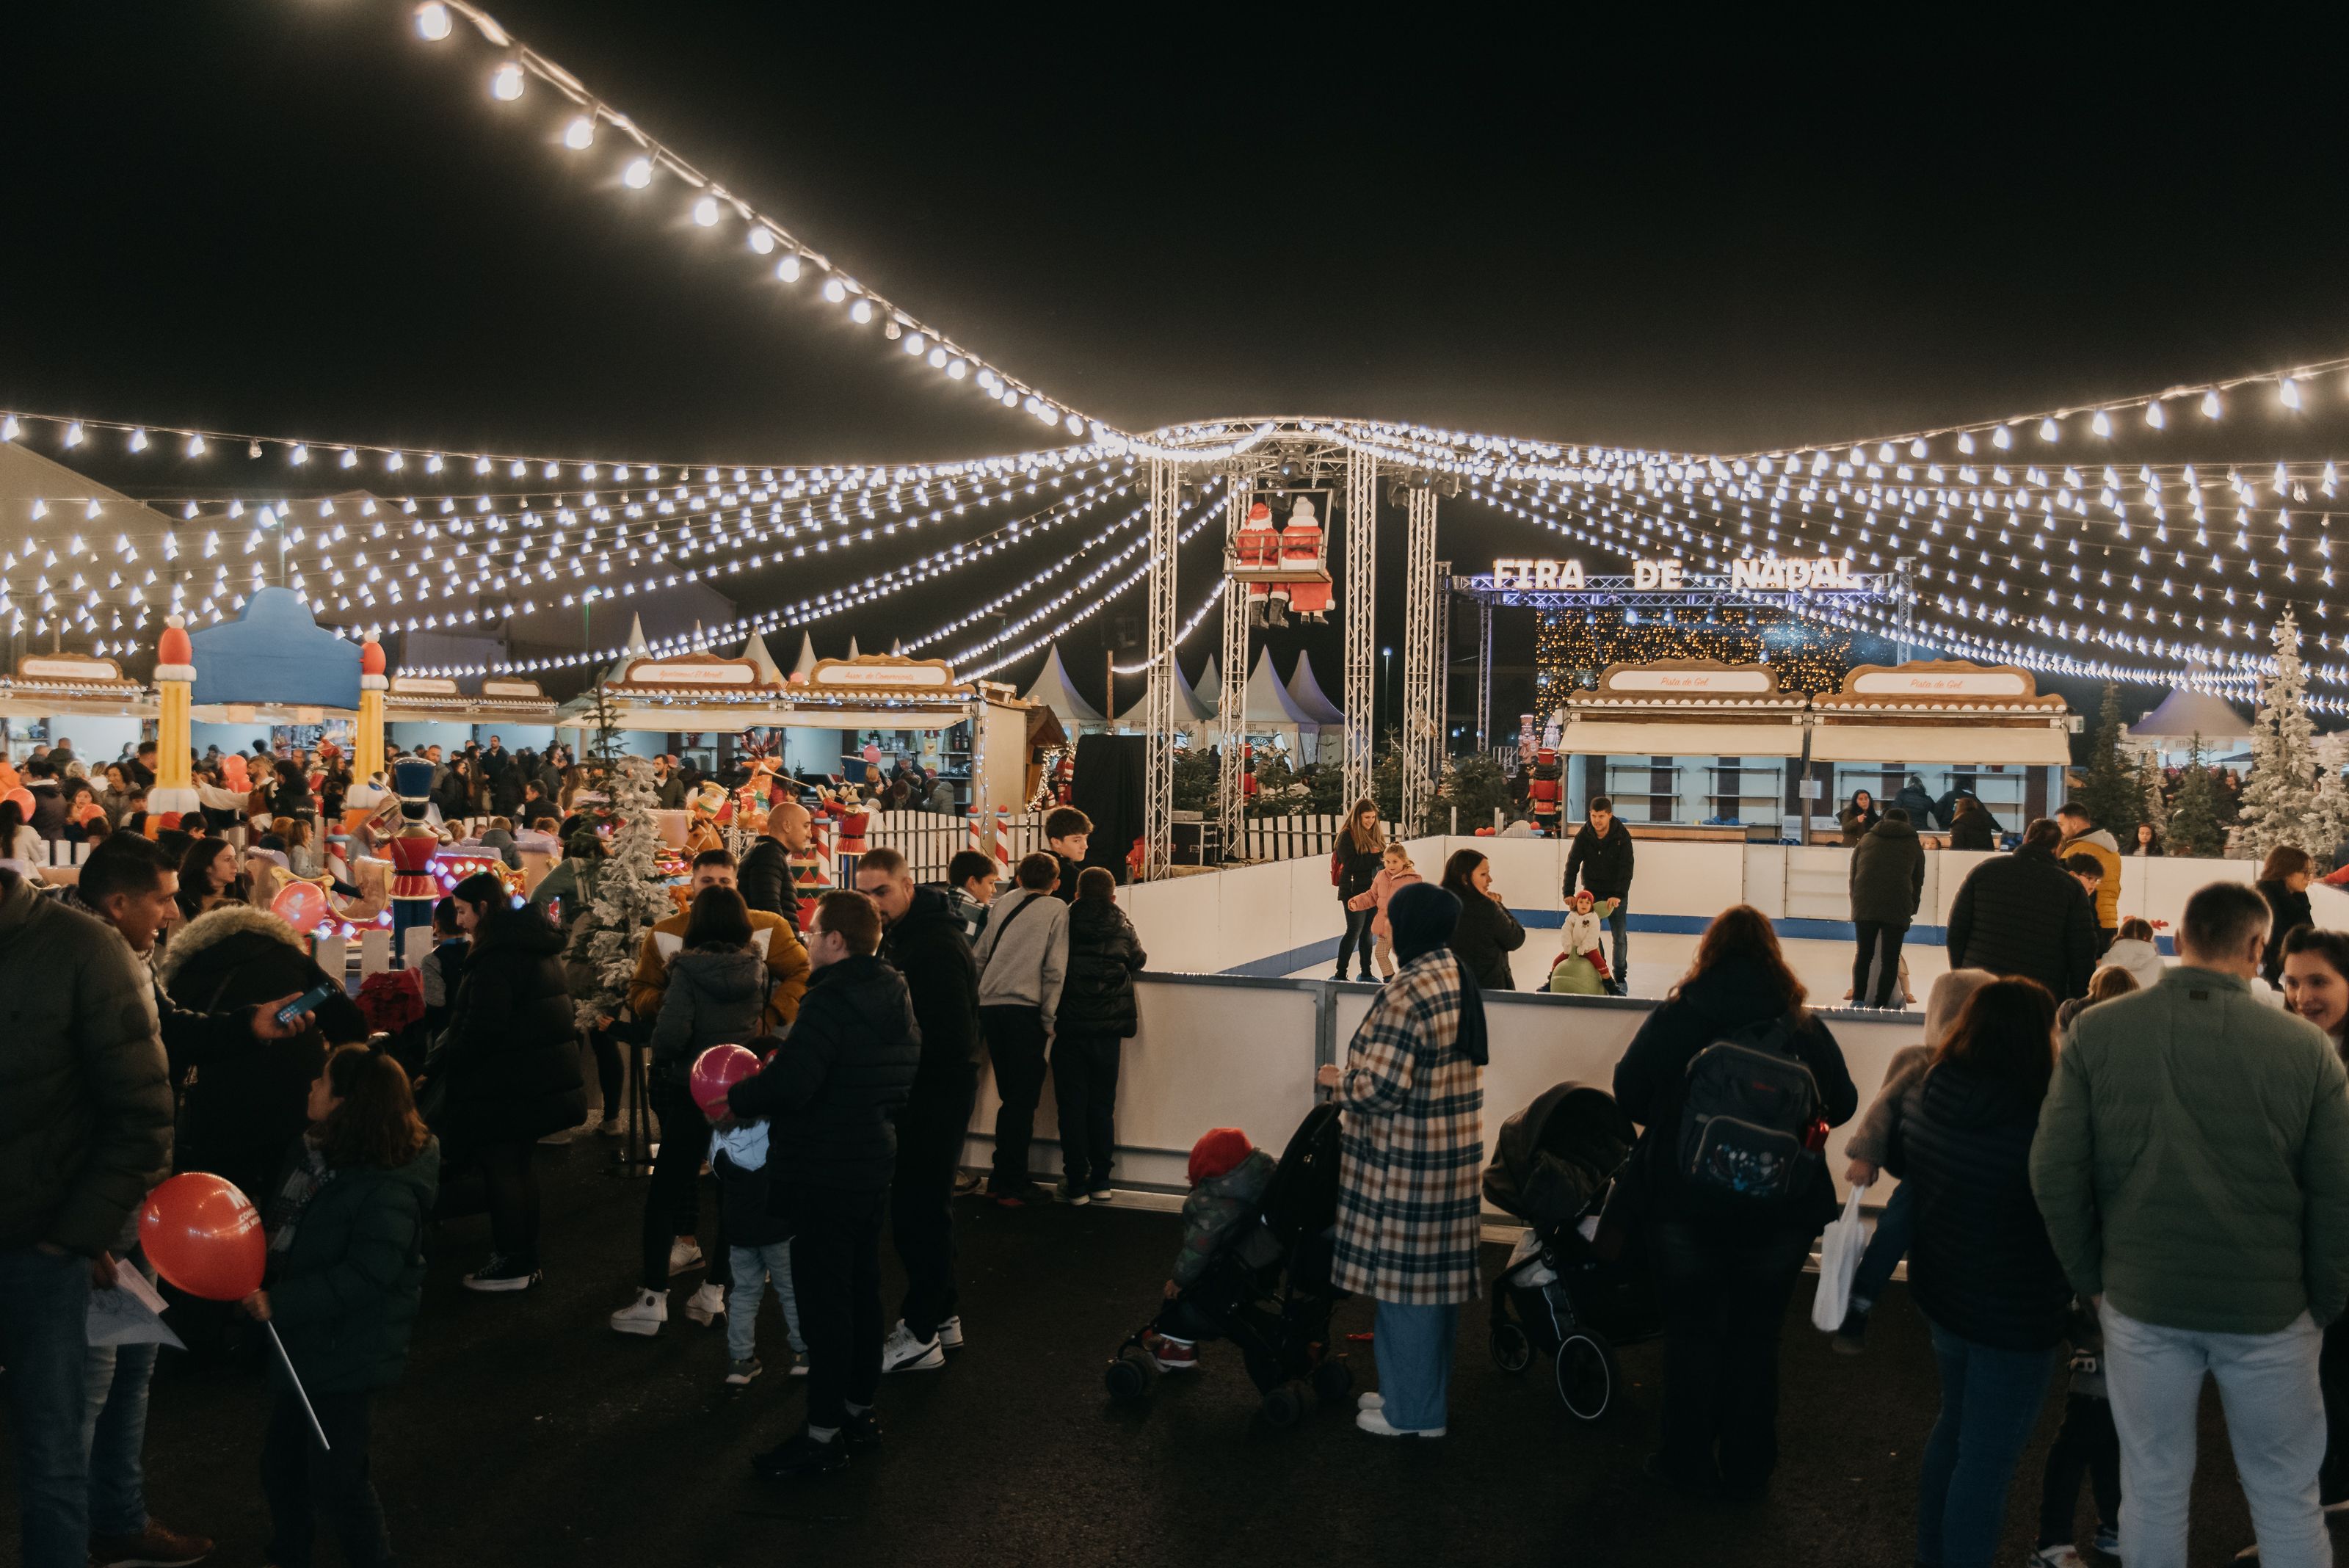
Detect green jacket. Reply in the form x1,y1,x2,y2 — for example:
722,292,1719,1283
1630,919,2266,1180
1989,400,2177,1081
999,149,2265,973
270,1138,440,1395
0,872,172,1255
2031,967,2349,1333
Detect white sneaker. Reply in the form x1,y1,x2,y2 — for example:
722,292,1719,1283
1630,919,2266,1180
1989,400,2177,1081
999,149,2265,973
1355,1407,1444,1439
1089,1188,1114,1203
880,1322,945,1372
2027,1548,2086,1568
1357,1392,1384,1411
936,1315,965,1350
789,1360,809,1377
667,1237,703,1276
683,1282,726,1326
609,1288,667,1336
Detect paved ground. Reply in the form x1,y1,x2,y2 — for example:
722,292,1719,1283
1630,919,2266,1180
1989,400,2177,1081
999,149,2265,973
0,1134,2278,1568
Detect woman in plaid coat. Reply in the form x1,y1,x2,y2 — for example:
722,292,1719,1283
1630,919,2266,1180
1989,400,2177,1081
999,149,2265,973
1317,882,1489,1439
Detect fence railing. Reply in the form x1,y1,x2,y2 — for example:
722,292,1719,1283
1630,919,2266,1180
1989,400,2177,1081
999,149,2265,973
862,808,1048,881
1230,814,1404,866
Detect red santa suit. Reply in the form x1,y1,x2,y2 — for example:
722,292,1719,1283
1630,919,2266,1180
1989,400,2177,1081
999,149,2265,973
1276,497,1331,620
1233,500,1280,623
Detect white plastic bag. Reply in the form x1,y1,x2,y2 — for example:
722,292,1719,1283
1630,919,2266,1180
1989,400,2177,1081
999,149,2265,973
1810,1185,1869,1333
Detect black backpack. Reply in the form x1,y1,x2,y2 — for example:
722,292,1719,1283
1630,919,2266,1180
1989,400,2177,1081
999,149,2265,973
1674,1016,1821,1210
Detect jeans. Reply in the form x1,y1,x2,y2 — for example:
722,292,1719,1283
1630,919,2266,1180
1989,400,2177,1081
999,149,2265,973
1605,900,1630,990
587,1027,623,1122
1647,1219,1812,1490
1850,1180,1914,1311
1851,919,1908,1009
1,1245,93,1567
894,1065,978,1341
2037,1393,2121,1548
1335,907,1376,978
1371,1299,1459,1431
261,1388,392,1568
791,1185,887,1431
981,1006,1050,1193
1051,1034,1122,1190
476,1138,543,1272
2100,1300,2328,1568
1917,1322,2059,1568
726,1242,805,1364
81,1241,160,1539
642,1078,727,1292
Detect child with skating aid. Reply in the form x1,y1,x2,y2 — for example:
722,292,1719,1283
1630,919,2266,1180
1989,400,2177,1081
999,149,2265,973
1345,844,1423,979
2026,1297,2121,1567
713,1106,806,1385
1546,890,1620,994
1142,1128,1279,1371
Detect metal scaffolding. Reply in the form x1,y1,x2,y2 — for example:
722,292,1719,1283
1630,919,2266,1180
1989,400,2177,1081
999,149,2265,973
1434,557,1451,757
1474,596,1493,750
1215,467,1254,843
1399,487,1441,829
1141,457,1180,880
1340,448,1377,810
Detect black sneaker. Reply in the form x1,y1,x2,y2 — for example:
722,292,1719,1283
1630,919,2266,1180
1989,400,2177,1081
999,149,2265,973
842,1409,884,1451
1832,1305,1869,1355
462,1255,543,1293
752,1430,848,1479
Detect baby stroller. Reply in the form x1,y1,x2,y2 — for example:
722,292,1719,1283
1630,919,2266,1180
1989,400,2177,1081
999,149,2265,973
1482,1081,1661,1421
1105,1103,1355,1426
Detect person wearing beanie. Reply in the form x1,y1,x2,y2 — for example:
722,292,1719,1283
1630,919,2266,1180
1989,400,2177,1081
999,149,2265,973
1141,1128,1279,1372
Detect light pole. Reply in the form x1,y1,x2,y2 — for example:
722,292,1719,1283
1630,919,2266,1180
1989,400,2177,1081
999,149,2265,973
1381,646,1393,736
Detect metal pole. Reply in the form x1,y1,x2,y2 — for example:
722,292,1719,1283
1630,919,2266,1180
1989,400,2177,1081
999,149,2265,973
1475,597,1493,751
1341,448,1377,811
1216,468,1252,852
1400,490,1440,829
1141,460,1180,880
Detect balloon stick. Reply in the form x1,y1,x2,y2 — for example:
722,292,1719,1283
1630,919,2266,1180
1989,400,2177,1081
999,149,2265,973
266,1323,332,1451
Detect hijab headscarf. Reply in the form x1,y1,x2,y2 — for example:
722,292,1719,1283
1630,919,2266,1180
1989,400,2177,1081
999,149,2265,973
1384,881,1489,1067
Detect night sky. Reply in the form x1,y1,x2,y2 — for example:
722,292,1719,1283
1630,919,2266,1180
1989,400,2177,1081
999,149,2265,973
6,6,2347,717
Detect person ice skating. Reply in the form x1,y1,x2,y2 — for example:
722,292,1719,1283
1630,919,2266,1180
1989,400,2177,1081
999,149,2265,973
1348,842,1423,981
1332,799,1386,982
1141,1127,1281,1373
1564,796,1635,994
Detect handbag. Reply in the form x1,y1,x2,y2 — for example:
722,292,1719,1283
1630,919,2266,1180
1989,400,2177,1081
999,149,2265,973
1809,1184,1869,1332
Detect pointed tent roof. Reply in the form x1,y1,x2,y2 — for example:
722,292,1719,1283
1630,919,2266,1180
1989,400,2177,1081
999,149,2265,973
2129,686,2253,742
846,635,862,659
1020,644,1105,725
1196,654,1221,718
598,612,652,685
1242,647,1318,728
1115,656,1211,726
789,631,818,681
739,631,785,685
1285,650,1347,725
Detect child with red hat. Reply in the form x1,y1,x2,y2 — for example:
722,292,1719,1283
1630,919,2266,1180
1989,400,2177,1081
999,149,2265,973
1142,1128,1279,1371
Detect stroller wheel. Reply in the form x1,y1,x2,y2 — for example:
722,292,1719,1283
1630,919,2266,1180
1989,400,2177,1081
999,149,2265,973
1310,1358,1354,1404
1555,1332,1618,1421
1490,1320,1533,1375
1104,1354,1150,1401
1260,1385,1304,1427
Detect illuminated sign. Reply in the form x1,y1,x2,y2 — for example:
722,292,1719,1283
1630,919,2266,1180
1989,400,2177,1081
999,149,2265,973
1731,554,1859,591
1491,554,1856,592
1492,557,1586,589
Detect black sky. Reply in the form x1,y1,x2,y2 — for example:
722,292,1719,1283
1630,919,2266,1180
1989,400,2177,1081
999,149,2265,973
6,6,2349,709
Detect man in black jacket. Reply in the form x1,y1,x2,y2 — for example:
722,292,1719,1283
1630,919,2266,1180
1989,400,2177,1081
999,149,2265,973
738,797,811,934
855,848,981,1374
1946,818,2099,1001
728,890,919,1479
1564,795,1636,994
1847,807,1925,1009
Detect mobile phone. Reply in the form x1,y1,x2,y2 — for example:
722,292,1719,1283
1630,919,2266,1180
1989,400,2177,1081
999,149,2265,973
275,984,336,1026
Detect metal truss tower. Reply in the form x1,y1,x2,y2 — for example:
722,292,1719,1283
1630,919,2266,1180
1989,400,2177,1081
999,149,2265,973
1141,457,1180,880
1341,448,1377,810
1215,468,1254,845
1399,488,1442,830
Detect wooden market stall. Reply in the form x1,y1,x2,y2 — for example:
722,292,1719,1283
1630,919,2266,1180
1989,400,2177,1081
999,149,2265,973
1804,660,2077,841
1558,659,1812,838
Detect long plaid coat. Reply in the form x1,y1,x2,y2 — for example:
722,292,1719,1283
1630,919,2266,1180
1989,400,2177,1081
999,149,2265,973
1330,948,1486,1304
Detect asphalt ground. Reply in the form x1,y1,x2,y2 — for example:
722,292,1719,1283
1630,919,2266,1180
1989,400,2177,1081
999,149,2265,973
0,1135,2286,1568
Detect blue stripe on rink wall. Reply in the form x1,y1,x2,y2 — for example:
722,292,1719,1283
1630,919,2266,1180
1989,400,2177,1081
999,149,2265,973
1221,908,1952,976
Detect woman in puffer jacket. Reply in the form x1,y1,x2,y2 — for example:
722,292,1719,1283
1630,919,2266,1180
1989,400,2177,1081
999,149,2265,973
1887,977,2072,1568
1053,868,1148,1203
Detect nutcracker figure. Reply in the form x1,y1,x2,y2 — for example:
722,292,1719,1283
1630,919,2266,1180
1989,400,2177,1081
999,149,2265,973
1527,747,1564,834
387,758,442,966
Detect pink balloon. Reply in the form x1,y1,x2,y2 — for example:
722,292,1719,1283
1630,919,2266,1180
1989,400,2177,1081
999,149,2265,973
689,1043,760,1119
139,1172,266,1302
271,879,331,932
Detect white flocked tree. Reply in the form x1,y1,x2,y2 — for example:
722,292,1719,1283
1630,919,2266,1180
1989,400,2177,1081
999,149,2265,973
564,754,673,1027
2236,609,2327,861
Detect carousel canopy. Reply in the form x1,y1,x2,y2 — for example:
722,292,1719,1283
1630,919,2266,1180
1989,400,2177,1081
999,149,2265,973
1020,643,1105,725
2129,686,2253,743
188,587,360,711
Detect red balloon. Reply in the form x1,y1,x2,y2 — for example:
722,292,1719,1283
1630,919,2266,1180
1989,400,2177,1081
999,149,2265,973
271,879,331,932
139,1172,266,1302
689,1043,760,1119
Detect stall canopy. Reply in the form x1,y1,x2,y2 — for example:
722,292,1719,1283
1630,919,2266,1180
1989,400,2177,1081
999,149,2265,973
1285,651,1347,726
2127,686,2252,744
1807,661,2074,764
383,673,558,725
1020,644,1105,726
0,650,154,721
1561,660,1809,758
188,587,360,719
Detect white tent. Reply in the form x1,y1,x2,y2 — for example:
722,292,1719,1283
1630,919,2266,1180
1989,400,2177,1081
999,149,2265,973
788,631,819,682
740,631,785,685
1196,655,1221,718
1020,643,1105,725
1285,650,1347,725
846,635,863,659
1236,647,1324,755
596,613,652,686
2129,686,2253,745
1114,656,1212,729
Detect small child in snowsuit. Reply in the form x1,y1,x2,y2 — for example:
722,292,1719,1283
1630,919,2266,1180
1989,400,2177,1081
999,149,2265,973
1144,1127,1279,1371
1346,845,1423,979
1547,890,1620,994
2027,1297,2121,1567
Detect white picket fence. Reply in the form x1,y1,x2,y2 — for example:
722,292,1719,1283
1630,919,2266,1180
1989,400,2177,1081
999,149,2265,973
1231,813,1404,864
860,808,1048,881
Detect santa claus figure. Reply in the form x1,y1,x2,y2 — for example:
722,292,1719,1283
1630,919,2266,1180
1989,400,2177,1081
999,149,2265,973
1232,499,1282,626
1276,497,1331,622
386,758,442,968
1527,747,1564,834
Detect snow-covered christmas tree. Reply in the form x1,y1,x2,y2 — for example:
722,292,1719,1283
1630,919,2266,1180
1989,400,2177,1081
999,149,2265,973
2312,732,2349,871
564,755,672,1027
2236,609,2327,861
2135,749,2168,841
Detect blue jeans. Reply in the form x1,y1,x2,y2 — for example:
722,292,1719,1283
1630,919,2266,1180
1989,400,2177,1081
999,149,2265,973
1371,1299,1459,1431
1850,1181,1914,1311
83,1337,156,1536
1,1245,95,1567
1919,1321,2060,1568
726,1242,806,1364
1606,901,1630,988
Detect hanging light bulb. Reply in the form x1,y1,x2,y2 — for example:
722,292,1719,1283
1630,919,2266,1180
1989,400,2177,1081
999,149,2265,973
415,2,452,40
563,115,595,150
691,195,720,227
2091,410,2111,438
1956,432,1975,454
1992,425,2014,449
2281,377,2303,410
822,277,848,303
184,432,206,457
776,254,802,282
622,157,653,189
2038,418,2060,443
2202,389,2223,420
490,62,526,101
747,227,775,255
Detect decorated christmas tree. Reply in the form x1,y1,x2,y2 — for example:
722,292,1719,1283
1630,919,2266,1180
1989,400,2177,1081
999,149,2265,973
2236,609,2326,861
2165,736,2226,858
563,754,671,1028
2069,683,2145,839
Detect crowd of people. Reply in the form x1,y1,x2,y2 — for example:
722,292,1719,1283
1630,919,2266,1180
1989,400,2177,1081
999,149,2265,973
14,730,2349,1568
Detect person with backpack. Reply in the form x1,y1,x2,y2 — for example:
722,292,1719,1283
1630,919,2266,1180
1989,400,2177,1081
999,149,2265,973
1611,905,1858,1497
